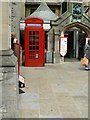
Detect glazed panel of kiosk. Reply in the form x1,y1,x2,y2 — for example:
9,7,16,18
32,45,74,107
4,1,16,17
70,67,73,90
24,18,45,67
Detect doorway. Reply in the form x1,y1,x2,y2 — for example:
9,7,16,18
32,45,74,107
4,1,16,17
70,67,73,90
64,29,87,62
78,30,86,60
65,31,74,59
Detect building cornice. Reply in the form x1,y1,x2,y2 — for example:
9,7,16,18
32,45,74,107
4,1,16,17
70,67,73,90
25,2,61,6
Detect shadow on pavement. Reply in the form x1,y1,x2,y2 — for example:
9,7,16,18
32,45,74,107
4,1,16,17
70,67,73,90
19,88,25,94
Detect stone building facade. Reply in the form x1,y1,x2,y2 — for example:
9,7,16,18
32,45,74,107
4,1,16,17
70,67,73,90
24,0,90,64
11,0,25,40
51,1,90,62
25,0,61,17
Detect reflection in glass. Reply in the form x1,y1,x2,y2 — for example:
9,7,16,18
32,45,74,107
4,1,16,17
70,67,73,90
29,31,33,35
29,41,33,45
29,36,33,40
29,46,33,50
35,41,39,45
33,46,35,50
36,46,39,50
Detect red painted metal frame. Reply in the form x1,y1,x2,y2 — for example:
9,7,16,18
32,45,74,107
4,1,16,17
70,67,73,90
24,17,45,67
25,17,43,26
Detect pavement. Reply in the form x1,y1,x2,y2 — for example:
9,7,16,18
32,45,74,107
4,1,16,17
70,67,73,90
0,67,19,119
18,61,88,118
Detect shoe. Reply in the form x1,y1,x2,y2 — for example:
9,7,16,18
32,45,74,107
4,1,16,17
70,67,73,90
85,67,88,71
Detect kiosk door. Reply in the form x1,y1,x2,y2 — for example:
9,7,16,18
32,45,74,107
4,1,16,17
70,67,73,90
25,27,45,67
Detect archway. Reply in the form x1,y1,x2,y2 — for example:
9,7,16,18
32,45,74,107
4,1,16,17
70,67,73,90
61,22,90,61
64,22,90,36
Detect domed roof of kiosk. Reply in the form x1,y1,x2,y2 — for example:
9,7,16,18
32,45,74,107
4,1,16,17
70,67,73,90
26,2,58,21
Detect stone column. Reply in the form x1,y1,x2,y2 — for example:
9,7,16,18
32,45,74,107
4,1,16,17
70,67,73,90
45,28,53,63
11,2,20,40
11,2,23,65
0,2,19,118
73,30,76,58
0,3,2,118
61,31,64,37
20,0,25,20
0,2,17,66
54,27,60,63
0,3,2,52
74,30,78,58
47,28,53,52
89,1,90,17
0,2,10,50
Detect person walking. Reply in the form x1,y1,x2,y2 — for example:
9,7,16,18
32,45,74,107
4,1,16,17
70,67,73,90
11,32,18,51
84,39,90,70
78,37,86,60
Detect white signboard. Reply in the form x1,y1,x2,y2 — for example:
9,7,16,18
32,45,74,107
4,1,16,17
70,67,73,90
43,23,50,30
19,75,25,84
60,37,67,56
20,22,25,30
86,37,90,44
27,24,41,26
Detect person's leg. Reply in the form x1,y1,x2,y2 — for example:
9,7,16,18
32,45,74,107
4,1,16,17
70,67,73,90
88,60,90,70
85,59,89,70
85,66,88,70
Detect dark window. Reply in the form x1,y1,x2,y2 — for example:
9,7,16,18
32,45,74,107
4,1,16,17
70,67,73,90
51,9,55,13
29,31,39,59
62,1,67,14
30,9,36,14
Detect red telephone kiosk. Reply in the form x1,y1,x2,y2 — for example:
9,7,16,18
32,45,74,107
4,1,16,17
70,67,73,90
24,17,45,67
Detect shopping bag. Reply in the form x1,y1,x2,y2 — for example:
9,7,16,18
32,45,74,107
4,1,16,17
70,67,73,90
81,57,88,66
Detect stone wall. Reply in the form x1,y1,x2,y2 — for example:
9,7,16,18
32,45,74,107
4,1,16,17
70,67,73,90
0,2,19,119
89,1,90,17
26,0,59,2
0,66,19,118
11,2,20,40
0,2,11,50
11,1,25,41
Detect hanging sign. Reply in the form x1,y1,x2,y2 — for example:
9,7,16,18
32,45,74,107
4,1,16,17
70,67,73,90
60,37,67,56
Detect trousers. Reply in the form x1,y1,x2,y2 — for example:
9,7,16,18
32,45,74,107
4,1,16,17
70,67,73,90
88,60,90,69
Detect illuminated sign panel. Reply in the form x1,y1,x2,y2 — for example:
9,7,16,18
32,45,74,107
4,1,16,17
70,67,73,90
27,24,41,26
